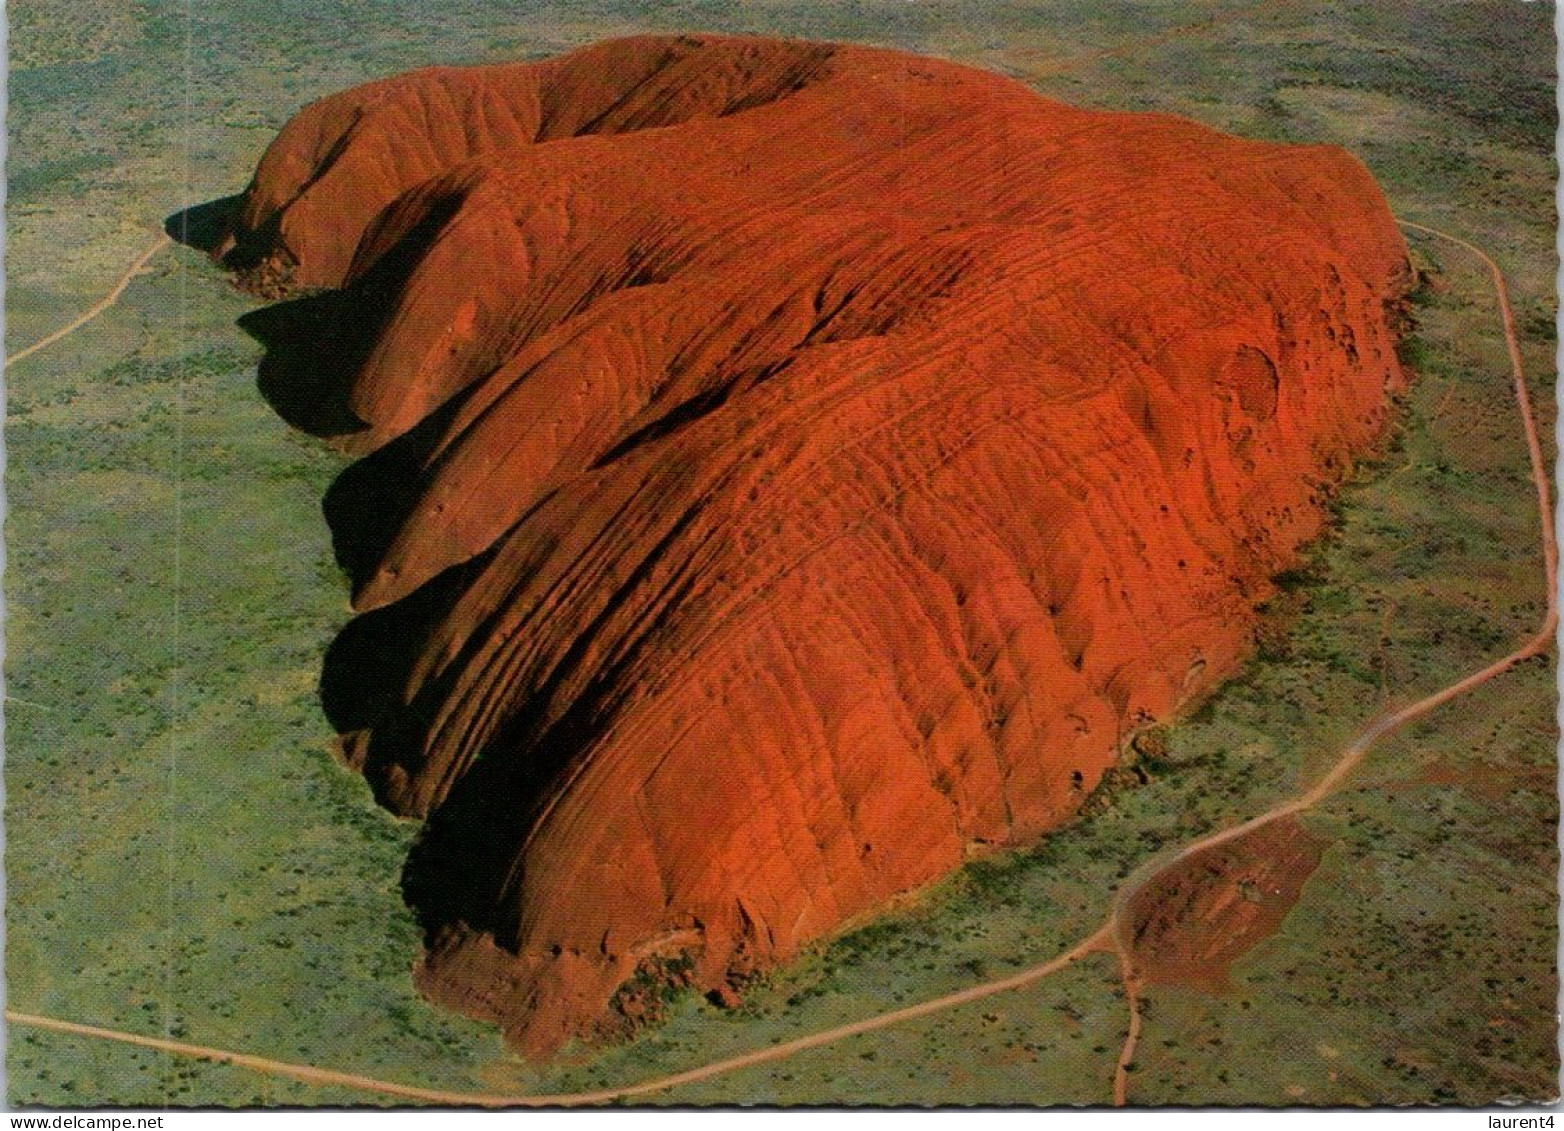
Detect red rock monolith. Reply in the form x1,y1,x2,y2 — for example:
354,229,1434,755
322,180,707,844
219,33,1412,1055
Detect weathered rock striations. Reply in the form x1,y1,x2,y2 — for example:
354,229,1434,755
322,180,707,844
217,34,1412,1055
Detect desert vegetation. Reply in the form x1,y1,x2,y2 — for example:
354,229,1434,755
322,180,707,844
6,0,1554,1106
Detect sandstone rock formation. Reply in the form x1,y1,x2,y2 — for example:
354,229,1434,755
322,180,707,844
217,33,1412,1054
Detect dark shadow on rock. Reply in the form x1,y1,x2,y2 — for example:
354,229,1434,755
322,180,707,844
320,549,493,739
234,182,478,444
395,520,701,946
164,195,244,254
398,660,630,947
239,291,374,441
217,168,597,949
322,390,475,591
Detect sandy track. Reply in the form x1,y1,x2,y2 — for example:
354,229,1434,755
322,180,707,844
1107,217,1559,1104
4,8,1554,1104
5,233,171,368
9,214,1554,1109
8,932,1112,1107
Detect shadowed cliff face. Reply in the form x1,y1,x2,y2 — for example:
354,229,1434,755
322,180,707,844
214,33,1412,1055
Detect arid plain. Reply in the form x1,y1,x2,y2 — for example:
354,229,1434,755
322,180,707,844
5,0,1557,1106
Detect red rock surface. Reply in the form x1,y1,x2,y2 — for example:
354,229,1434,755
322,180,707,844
219,34,1412,1055
1125,816,1328,992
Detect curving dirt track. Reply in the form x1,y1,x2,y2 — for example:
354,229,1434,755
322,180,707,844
1109,217,1559,1104
4,233,171,368
3,6,1556,1104
7,932,1115,1106
7,215,1555,1108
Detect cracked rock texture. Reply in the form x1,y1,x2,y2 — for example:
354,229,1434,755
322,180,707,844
218,33,1412,1054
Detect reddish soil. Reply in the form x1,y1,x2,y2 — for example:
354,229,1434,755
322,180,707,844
1409,755,1554,801
1124,816,1327,992
215,33,1412,1055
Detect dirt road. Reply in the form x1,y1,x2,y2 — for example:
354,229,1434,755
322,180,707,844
5,233,171,368
3,3,1556,1104
1107,217,1559,1104
7,931,1114,1107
